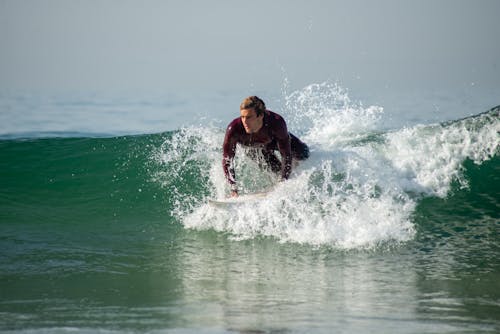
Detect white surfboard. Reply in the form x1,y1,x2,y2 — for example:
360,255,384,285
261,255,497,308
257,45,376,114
208,191,270,208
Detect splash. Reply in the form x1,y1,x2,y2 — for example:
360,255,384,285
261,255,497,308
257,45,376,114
283,82,384,149
152,84,499,249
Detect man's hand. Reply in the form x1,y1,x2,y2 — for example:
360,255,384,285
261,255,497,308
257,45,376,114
230,190,239,197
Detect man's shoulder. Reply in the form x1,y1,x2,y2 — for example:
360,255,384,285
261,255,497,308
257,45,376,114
226,117,243,134
227,116,242,127
265,110,287,130
267,110,283,119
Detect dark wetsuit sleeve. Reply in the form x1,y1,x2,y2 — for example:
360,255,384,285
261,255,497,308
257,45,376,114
272,116,293,180
222,123,238,185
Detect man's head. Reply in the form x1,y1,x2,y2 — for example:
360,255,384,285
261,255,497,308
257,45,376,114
240,96,266,116
240,96,265,134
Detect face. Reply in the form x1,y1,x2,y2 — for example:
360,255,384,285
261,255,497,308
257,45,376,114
240,108,264,134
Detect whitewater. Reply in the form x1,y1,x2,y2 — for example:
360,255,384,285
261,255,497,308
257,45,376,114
152,82,499,248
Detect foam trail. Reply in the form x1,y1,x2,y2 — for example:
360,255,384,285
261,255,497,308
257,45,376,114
153,83,499,248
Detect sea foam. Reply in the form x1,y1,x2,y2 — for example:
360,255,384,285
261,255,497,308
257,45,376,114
154,83,499,248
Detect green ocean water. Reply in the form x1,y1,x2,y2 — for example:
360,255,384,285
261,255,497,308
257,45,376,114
0,107,499,333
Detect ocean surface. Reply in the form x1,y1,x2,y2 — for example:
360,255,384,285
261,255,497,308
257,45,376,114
1,83,499,333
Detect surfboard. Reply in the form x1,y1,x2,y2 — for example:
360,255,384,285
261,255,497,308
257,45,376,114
208,191,270,207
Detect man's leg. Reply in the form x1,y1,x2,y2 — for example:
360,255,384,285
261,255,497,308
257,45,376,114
246,147,281,174
261,149,282,174
290,133,309,160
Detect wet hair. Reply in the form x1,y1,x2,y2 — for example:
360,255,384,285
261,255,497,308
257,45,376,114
240,96,266,116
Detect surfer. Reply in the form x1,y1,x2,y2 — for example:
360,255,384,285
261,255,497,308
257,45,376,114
222,96,309,197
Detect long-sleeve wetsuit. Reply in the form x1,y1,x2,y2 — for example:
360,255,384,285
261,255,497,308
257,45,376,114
222,110,309,187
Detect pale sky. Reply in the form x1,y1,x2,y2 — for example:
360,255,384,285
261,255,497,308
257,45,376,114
1,0,499,96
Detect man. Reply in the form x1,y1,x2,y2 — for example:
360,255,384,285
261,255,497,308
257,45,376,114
222,96,309,197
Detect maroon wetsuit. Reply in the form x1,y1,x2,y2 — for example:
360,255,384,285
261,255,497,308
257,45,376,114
222,110,309,187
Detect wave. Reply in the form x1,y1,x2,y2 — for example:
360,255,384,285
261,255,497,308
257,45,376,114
151,83,499,248
1,83,498,249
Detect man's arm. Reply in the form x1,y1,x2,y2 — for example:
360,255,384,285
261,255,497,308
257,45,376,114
273,116,293,180
222,124,238,194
